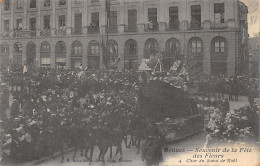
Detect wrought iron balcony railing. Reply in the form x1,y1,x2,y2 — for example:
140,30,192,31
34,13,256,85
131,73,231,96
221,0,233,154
144,22,159,32
56,28,66,36
188,21,203,30
124,25,138,32
87,26,100,34
166,22,180,31
72,28,83,34
40,29,51,36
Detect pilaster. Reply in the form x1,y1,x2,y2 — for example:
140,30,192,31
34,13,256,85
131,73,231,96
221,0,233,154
51,0,56,35
36,0,41,36
66,0,72,35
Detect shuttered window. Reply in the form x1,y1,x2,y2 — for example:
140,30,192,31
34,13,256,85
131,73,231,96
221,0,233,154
109,11,117,32
128,9,137,31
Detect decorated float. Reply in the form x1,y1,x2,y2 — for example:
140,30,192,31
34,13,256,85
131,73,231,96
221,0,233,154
138,51,204,143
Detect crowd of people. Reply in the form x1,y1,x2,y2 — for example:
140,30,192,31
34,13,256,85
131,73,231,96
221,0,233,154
195,75,259,103
196,97,258,148
0,64,152,164
0,63,259,165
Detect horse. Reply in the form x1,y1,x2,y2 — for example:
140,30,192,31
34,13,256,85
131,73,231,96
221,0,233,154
46,124,68,162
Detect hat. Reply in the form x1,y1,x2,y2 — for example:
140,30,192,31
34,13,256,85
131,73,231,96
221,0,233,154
14,118,20,122
1,83,7,86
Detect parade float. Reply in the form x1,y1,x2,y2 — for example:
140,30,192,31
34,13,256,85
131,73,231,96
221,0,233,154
138,52,204,143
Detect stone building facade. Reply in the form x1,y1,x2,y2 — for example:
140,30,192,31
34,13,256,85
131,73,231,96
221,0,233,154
0,0,248,75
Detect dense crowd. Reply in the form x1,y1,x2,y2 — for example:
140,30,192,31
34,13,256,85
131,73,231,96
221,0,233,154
196,97,258,147
195,75,259,102
0,64,151,164
0,63,259,165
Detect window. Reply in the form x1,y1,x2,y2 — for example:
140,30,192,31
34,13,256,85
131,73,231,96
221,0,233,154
1,43,9,53
128,9,137,31
191,40,201,53
17,0,22,9
41,58,51,65
44,0,51,7
30,18,36,31
214,41,225,53
125,39,137,56
166,38,180,54
169,7,179,29
59,0,66,5
148,8,157,22
4,20,9,31
59,15,66,29
16,19,23,29
147,8,158,30
214,3,225,23
72,41,82,55
4,0,10,10
55,41,66,67
90,45,99,55
109,11,117,32
44,16,50,29
91,12,99,27
74,14,82,34
75,0,82,4
14,43,22,52
74,46,82,54
91,0,99,3
191,5,201,28
109,43,118,54
169,7,178,22
30,0,36,8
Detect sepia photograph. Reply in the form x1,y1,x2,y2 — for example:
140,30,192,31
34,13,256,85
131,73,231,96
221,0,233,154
0,0,259,165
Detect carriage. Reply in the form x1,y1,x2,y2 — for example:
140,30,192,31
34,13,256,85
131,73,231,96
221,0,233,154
139,80,204,143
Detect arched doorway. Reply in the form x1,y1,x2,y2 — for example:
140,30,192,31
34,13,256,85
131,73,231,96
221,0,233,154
26,42,36,65
40,41,51,67
88,40,100,70
211,36,228,75
1,43,9,66
124,39,138,70
55,41,66,67
13,42,22,64
144,38,159,59
71,40,82,69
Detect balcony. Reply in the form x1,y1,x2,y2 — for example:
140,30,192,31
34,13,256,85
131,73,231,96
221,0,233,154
87,25,100,34
211,22,228,29
124,25,138,32
188,21,203,30
30,30,36,36
105,26,118,33
13,29,31,37
166,22,180,31
72,28,83,34
56,28,66,36
1,31,10,38
144,22,159,32
40,29,51,36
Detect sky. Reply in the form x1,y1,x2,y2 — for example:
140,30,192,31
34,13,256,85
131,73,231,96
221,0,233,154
241,0,260,38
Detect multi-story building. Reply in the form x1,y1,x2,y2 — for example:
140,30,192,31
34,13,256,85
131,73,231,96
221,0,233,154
0,0,248,76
